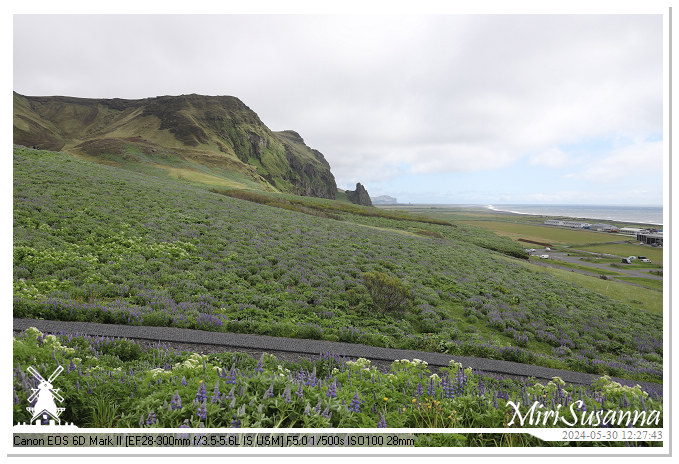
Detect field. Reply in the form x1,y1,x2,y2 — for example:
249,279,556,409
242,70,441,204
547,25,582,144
531,257,624,276
576,243,664,264
515,263,663,315
457,220,614,245
13,147,663,385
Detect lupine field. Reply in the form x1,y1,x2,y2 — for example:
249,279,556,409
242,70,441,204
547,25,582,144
13,328,663,446
13,147,663,388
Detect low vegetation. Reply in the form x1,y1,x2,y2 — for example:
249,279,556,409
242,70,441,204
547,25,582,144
13,328,662,446
13,147,662,385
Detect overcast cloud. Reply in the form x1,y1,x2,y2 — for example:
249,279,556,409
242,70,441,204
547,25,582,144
13,14,663,204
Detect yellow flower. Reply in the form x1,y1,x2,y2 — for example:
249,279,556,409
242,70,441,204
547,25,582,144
412,398,417,403
384,397,389,402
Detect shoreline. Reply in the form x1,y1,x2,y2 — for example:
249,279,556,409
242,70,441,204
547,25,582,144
378,204,662,227
485,205,663,227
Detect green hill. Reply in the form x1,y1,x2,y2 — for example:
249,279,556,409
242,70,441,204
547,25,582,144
13,146,662,383
13,92,337,198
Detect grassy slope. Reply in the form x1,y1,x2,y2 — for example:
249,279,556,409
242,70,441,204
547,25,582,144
13,147,663,382
13,93,335,198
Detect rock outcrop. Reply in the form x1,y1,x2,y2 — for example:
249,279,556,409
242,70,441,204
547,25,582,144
345,182,372,206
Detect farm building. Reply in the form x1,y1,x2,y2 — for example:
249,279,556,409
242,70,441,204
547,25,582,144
561,221,591,229
590,223,619,232
637,232,663,246
620,227,648,235
543,219,591,228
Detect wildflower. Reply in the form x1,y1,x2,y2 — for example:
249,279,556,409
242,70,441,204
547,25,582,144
296,382,304,398
326,380,337,398
196,401,207,421
282,385,292,403
304,402,311,416
377,415,387,428
427,378,436,396
181,376,188,386
196,382,208,403
179,419,190,428
211,380,221,404
231,415,241,428
226,367,237,384
171,391,182,410
349,392,361,413
264,383,274,398
145,411,157,426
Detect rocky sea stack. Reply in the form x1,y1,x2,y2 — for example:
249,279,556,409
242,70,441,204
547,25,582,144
346,182,372,206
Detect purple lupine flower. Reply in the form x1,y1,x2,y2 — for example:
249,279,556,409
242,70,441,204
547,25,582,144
231,415,241,428
181,376,188,386
171,391,183,410
179,419,190,428
255,359,264,374
349,392,361,413
196,401,207,420
13,389,20,405
226,368,237,385
146,411,157,426
264,383,274,398
296,382,304,398
139,414,144,427
196,382,208,402
211,380,221,404
415,383,423,397
427,378,436,396
304,403,311,415
377,415,387,428
326,380,337,398
282,385,291,403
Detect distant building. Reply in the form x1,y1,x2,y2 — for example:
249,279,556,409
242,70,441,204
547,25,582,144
620,227,648,235
637,232,663,246
590,223,619,232
544,220,565,226
562,221,591,229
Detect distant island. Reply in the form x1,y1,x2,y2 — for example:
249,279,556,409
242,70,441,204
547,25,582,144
372,195,397,205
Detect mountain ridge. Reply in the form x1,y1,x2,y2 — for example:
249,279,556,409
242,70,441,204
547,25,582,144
13,92,338,199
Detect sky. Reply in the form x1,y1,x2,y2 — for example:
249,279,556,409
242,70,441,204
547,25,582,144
12,13,665,205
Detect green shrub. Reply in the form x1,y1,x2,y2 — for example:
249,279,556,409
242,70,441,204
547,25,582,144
100,339,143,361
362,271,412,314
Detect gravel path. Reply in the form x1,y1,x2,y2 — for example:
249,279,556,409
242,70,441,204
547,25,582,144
13,318,663,394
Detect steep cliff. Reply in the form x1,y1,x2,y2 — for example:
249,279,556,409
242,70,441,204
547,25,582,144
13,92,337,198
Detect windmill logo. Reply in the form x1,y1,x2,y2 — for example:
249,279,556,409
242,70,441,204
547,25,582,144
27,365,66,425
14,365,77,429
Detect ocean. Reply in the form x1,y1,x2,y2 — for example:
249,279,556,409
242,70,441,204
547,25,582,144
486,204,663,226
